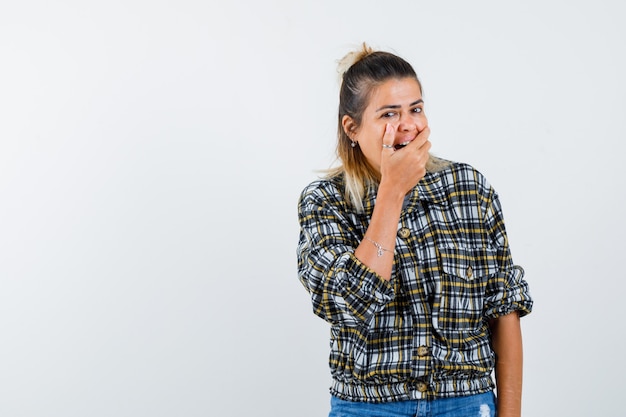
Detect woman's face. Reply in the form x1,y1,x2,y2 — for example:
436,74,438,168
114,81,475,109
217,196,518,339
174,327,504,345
345,77,427,174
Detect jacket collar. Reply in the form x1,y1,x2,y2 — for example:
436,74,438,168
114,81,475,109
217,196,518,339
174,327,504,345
362,170,448,217
411,170,448,205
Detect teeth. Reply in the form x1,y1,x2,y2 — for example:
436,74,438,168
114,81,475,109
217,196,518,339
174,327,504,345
394,141,411,150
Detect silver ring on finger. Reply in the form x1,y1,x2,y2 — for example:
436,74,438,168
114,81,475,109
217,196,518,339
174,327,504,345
382,144,394,149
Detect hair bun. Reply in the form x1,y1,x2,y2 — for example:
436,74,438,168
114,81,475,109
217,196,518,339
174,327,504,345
337,42,375,77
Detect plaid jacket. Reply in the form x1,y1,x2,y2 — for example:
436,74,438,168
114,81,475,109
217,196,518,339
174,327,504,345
297,162,533,402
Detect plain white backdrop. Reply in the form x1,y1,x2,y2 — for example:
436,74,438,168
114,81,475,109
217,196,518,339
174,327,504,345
1,1,624,416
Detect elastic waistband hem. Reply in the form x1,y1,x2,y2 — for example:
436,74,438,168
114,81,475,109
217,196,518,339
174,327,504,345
329,376,494,403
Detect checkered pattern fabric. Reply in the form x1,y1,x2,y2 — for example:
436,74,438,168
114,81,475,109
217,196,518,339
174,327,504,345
297,162,533,402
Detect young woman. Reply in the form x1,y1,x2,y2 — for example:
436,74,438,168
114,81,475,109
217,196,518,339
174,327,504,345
297,44,533,417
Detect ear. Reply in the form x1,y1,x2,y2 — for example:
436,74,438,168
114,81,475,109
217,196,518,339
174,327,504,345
342,115,358,139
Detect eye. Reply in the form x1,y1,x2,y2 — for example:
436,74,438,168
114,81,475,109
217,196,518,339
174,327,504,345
412,107,423,114
381,112,397,118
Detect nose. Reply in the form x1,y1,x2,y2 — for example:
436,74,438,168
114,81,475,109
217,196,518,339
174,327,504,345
398,111,426,132
398,112,418,132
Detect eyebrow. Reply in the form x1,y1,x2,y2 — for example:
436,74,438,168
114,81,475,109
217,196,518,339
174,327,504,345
376,99,424,112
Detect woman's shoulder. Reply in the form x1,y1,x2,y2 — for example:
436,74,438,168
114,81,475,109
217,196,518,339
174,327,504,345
434,159,495,195
298,172,345,203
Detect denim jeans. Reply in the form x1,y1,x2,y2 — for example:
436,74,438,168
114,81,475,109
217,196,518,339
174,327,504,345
329,391,496,417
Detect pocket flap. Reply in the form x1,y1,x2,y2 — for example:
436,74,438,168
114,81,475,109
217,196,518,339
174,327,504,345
439,245,499,280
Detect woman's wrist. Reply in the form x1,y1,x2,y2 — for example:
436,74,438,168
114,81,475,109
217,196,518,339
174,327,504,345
377,179,408,206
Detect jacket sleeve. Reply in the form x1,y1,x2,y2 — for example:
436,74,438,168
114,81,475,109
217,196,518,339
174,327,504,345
480,182,533,319
296,182,395,327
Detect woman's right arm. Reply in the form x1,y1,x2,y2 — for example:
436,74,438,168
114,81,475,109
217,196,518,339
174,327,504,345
297,124,431,326
297,184,396,327
354,123,431,281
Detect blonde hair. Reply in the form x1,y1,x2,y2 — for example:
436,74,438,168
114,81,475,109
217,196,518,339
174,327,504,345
327,43,449,212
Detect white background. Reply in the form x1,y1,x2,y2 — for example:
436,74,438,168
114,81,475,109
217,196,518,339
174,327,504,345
1,1,624,416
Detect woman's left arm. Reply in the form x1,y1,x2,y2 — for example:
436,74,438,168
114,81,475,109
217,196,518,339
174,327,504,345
490,312,523,417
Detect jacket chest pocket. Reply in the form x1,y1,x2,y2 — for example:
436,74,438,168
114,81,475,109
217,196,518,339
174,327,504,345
435,245,499,332
439,245,499,282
